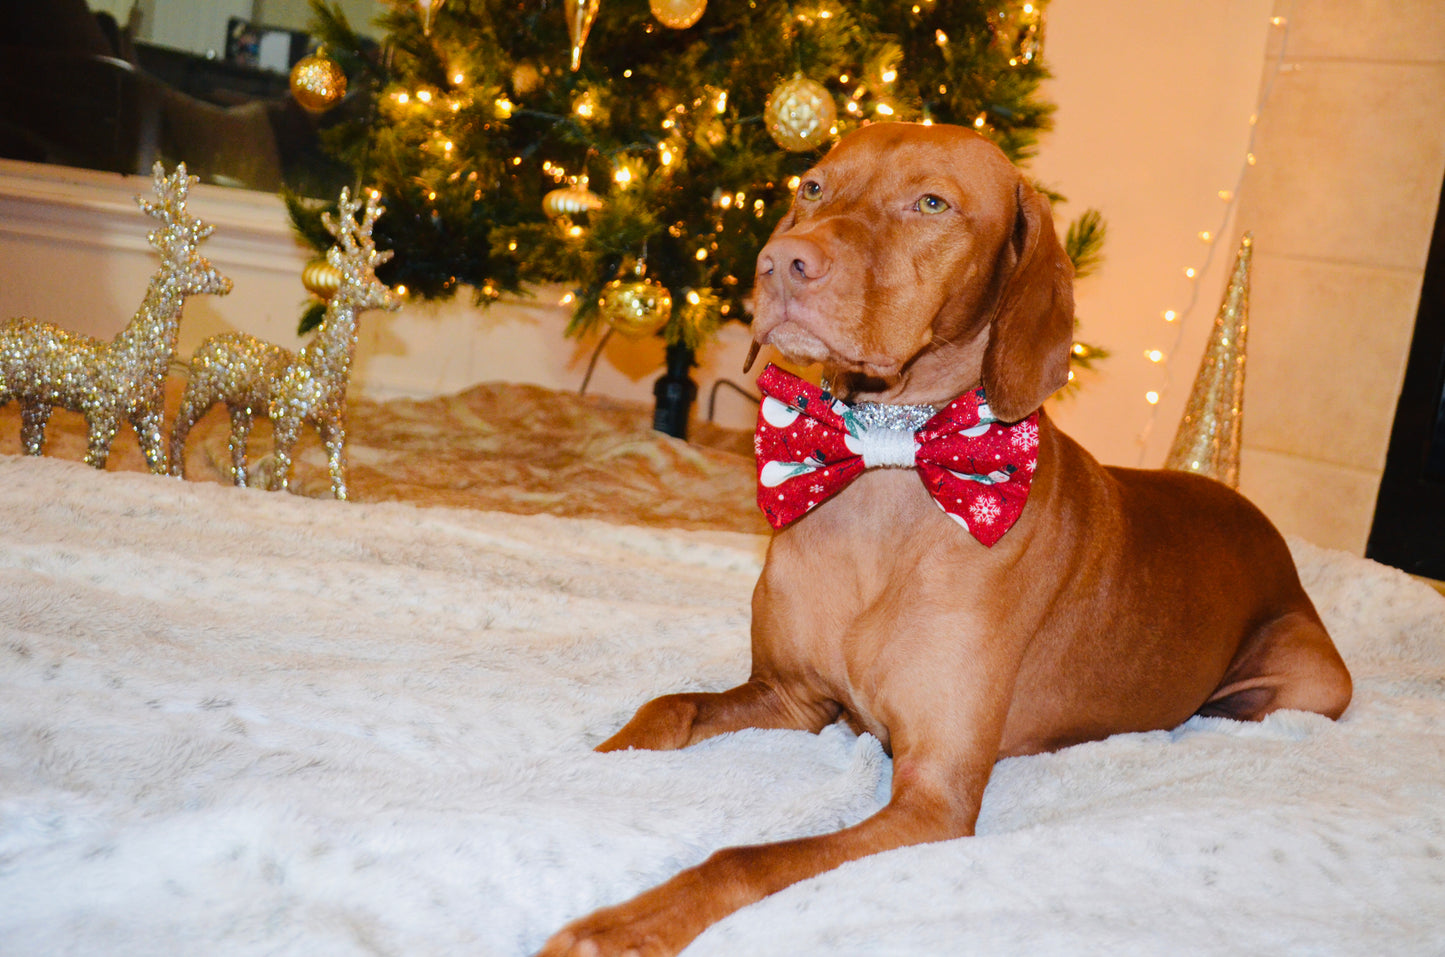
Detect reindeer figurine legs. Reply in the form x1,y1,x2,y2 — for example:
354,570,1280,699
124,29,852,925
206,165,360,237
171,188,397,499
0,164,231,472
270,388,350,498
172,334,288,488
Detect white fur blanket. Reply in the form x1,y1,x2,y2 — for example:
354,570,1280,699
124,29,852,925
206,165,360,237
2,455,1443,956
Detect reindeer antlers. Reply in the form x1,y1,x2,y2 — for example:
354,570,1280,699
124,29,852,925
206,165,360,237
321,188,393,271
137,162,216,255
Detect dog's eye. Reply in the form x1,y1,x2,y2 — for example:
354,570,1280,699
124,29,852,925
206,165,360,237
915,194,950,214
799,180,823,201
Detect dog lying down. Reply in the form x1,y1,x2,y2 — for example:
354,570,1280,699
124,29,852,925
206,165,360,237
539,121,1352,957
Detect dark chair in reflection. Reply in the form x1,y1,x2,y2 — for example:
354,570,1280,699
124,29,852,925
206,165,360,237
0,45,286,192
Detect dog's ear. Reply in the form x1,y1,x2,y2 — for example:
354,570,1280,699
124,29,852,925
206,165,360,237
980,180,1075,422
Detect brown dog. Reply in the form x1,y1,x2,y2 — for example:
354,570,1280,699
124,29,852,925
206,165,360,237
539,122,1351,957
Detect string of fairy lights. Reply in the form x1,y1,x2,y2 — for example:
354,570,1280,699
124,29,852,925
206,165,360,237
1133,10,1292,465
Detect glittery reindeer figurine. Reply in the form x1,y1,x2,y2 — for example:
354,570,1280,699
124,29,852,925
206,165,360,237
170,188,397,499
0,163,232,472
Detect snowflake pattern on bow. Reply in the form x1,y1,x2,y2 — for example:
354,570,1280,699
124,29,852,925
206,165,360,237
753,364,1038,546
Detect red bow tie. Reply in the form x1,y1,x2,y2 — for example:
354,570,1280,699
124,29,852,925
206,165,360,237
753,364,1039,546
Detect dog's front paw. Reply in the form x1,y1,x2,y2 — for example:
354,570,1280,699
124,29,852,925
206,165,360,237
594,694,701,752
536,900,693,957
536,869,732,957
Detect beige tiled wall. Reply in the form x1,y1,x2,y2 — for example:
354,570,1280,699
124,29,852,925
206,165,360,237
1233,0,1445,553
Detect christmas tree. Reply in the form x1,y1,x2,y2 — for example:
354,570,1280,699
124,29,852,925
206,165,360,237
291,0,1103,425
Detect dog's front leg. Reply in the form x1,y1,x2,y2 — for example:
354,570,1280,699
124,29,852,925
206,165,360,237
597,678,835,752
535,742,994,957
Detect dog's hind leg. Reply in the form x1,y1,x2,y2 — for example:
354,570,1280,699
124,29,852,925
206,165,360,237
1198,609,1352,722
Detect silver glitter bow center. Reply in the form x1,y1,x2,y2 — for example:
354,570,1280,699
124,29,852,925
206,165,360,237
847,401,937,469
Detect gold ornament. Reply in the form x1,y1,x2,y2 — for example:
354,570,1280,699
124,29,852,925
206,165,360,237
650,0,705,29
301,259,342,300
290,47,347,114
416,0,445,35
565,0,601,71
0,162,231,473
543,187,604,217
1164,233,1253,488
765,74,837,152
171,189,399,500
511,60,544,97
598,271,673,338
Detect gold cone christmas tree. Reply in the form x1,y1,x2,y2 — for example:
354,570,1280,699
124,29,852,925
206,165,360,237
1164,233,1253,488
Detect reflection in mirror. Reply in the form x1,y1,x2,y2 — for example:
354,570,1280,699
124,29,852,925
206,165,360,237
0,0,365,199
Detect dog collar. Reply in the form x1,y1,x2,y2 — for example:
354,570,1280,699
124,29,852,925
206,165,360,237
753,364,1038,545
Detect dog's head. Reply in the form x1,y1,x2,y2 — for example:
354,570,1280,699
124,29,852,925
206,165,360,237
750,122,1074,421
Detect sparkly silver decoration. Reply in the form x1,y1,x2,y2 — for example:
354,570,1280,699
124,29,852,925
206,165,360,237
848,402,937,433
0,163,232,472
170,188,398,499
845,402,938,469
1165,233,1252,489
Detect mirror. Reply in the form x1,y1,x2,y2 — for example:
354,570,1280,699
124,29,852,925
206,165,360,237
0,0,382,198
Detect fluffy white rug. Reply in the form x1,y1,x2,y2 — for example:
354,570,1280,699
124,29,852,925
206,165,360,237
1,455,1443,956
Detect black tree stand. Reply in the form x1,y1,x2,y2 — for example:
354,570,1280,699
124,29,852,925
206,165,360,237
652,342,697,440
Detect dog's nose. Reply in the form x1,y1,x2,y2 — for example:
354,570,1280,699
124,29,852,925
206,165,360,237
758,236,829,286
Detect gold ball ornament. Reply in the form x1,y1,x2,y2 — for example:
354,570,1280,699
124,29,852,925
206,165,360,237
598,277,673,338
543,187,604,217
765,74,836,152
290,48,347,114
650,0,705,29
511,60,544,97
301,259,342,300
